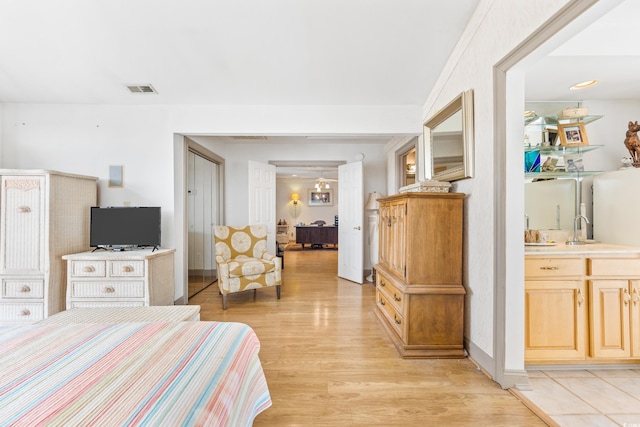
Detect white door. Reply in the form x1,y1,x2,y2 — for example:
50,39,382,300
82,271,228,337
248,160,276,254
338,161,363,283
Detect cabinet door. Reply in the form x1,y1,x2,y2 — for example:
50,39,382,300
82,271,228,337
0,176,45,273
389,200,406,278
630,280,640,358
525,280,586,361
589,280,631,359
378,204,390,267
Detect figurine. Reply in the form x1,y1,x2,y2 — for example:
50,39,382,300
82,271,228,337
623,121,640,165
541,156,554,172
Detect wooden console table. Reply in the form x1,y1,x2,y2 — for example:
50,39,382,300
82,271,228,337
295,226,338,249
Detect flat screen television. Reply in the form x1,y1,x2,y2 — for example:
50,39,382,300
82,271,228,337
90,206,161,251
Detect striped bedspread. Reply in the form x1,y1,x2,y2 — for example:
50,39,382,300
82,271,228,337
0,321,271,426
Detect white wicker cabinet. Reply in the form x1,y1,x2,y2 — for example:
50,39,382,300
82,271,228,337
0,170,97,325
63,249,175,308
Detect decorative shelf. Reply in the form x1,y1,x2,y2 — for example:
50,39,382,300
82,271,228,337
525,170,602,179
524,145,604,154
525,115,603,126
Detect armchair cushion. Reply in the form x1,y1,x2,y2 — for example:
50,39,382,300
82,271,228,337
228,256,275,277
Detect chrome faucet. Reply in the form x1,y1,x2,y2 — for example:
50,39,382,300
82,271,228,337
566,215,589,245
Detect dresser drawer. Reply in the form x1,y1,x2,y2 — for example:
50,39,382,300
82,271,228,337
377,273,403,310
0,302,44,322
70,261,106,277
588,258,640,277
2,279,44,298
109,261,145,277
69,301,145,308
69,281,145,298
525,258,584,278
377,290,403,336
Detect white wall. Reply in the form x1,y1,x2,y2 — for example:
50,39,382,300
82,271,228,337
417,0,574,385
0,103,408,302
418,0,628,388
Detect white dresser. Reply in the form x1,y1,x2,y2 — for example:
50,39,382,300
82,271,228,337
63,248,175,308
0,170,97,325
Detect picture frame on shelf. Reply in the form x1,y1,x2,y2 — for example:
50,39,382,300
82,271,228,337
307,188,333,206
557,122,589,146
563,154,585,172
524,150,540,173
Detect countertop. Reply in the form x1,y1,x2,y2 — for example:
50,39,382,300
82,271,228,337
525,242,640,256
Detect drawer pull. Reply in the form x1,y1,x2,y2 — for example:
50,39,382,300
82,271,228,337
540,266,559,270
577,289,584,307
17,206,31,213
394,314,401,325
103,286,115,293
394,293,401,302
20,309,30,316
624,289,631,306
633,288,639,306
19,285,31,293
83,266,95,273
380,281,385,287
122,265,134,273
380,299,385,306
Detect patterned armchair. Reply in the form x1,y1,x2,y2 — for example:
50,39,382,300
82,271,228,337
214,225,282,310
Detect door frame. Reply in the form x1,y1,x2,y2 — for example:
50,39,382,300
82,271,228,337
175,135,225,304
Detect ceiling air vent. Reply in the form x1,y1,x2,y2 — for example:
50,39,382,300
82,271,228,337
125,84,158,94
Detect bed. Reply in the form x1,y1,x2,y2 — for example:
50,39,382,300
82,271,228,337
0,321,271,426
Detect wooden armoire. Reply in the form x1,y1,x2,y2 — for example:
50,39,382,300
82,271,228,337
374,192,465,358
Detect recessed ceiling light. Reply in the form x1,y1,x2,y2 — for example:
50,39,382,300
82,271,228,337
570,80,599,90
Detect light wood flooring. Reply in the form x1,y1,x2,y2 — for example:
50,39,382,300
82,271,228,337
189,249,546,426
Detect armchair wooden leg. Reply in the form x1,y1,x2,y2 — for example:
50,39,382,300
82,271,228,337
222,294,227,310
276,284,281,299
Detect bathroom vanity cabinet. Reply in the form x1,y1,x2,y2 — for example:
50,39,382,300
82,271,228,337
525,244,640,365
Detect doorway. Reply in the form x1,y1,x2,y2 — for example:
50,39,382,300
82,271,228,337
397,138,417,188
187,149,222,298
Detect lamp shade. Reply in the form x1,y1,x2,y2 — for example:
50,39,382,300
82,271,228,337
291,193,300,203
364,191,381,210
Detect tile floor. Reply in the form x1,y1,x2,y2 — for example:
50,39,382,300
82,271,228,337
519,369,640,427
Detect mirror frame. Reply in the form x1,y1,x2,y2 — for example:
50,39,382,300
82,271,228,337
423,89,475,181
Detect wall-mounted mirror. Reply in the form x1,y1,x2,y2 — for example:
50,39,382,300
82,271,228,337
424,89,474,181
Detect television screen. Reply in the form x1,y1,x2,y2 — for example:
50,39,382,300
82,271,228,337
90,207,161,249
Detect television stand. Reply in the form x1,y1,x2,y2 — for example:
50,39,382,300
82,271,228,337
62,248,175,308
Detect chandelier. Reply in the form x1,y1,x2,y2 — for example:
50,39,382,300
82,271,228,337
315,180,330,191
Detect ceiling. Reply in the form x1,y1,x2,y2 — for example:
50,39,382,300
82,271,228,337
525,0,640,102
0,0,479,106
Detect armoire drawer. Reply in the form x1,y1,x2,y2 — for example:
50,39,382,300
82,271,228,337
69,281,145,298
2,279,44,298
377,290,403,337
377,275,403,309
0,302,44,322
